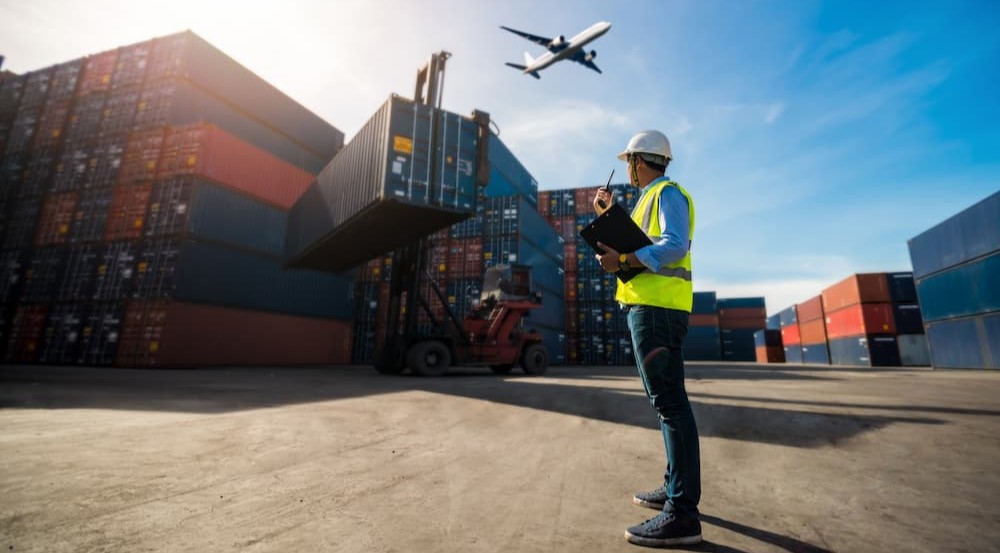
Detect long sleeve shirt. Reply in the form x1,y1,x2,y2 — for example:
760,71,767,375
633,177,691,273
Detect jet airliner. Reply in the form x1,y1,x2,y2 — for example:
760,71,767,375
501,21,611,78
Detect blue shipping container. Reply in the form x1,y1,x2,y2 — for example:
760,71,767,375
907,190,1000,279
784,344,804,364
801,343,830,365
828,335,900,367
886,272,917,303
915,252,1000,322
778,305,798,327
485,135,538,206
718,297,766,309
754,329,782,347
925,314,999,369
692,292,717,315
892,303,925,335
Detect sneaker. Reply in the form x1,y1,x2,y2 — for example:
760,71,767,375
625,510,702,547
632,485,668,510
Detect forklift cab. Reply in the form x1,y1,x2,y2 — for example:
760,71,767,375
480,264,542,305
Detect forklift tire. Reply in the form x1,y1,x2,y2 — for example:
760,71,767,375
407,340,451,377
490,364,514,375
520,343,549,376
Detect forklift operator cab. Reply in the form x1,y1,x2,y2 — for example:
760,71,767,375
479,265,543,308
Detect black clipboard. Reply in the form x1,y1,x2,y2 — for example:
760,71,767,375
579,203,652,283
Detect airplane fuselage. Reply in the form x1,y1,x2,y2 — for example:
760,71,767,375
526,21,611,73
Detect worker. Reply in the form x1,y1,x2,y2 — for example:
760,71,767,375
593,130,701,547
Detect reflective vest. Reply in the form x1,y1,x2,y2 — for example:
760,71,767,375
615,179,695,312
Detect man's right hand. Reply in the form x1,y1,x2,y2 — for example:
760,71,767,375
593,189,612,215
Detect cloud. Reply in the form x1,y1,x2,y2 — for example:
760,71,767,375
764,102,785,124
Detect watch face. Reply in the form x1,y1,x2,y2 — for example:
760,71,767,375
619,253,628,263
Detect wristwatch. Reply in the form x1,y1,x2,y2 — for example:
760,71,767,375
618,253,631,272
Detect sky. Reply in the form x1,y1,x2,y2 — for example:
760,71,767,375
2,0,998,314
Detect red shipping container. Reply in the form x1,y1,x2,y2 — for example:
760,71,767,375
718,307,766,320
119,128,167,183
824,303,896,340
537,191,551,217
719,317,765,330
105,183,153,241
563,242,576,272
565,271,576,300
78,50,118,96
5,304,49,363
116,301,353,367
34,100,72,150
690,314,719,327
822,273,890,312
156,124,315,209
35,191,80,247
799,318,828,345
781,323,801,346
574,187,593,212
796,295,824,323
756,345,785,364
553,215,576,241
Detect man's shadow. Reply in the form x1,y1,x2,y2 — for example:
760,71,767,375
665,514,834,553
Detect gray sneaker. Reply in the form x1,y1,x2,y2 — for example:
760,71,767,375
632,485,668,510
625,510,703,547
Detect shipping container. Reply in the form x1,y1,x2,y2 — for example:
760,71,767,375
285,95,486,272
892,303,925,335
799,318,828,345
111,42,152,90
915,252,999,322
828,335,900,367
825,303,896,340
57,244,101,301
77,50,117,96
446,237,484,279
766,313,781,330
925,313,1000,369
693,292,718,315
38,303,88,365
796,295,824,323
778,305,798,327
147,176,287,256
781,323,801,346
105,183,152,240
69,187,114,244
116,300,352,367
717,297,766,309
800,343,830,365
784,344,804,364
33,100,72,150
4,303,47,363
21,247,67,303
753,329,782,348
77,302,123,366
92,240,141,301
35,191,79,246
135,238,353,320
85,135,127,189
118,128,166,184
685,325,721,360
886,272,917,303
0,249,27,304
20,149,59,198
99,85,141,137
822,273,891,312
5,110,40,156
485,135,538,205
156,123,316,209
908,191,999,279
46,59,83,104
755,345,784,363
3,197,41,249
52,138,95,191
690,314,720,327
897,334,931,367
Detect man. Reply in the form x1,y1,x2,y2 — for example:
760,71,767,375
593,130,701,547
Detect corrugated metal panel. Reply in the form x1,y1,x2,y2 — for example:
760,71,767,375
692,292,717,315
886,272,917,303
0,249,27,304
796,295,824,323
828,335,900,367
484,135,538,205
915,252,999,322
156,123,316,209
78,50,117,96
825,303,896,339
925,314,999,369
784,344,804,364
781,323,801,346
907,191,1000,279
717,297,766,309
756,345,784,363
822,273,890,312
147,176,287,256
116,300,352,367
33,100,72,150
92,241,141,301
77,302,123,366
119,128,166,184
105,183,152,241
69,187,114,244
754,329,782,347
800,343,830,365
766,314,781,330
286,95,484,272
21,149,59,198
38,303,88,364
4,303,48,363
892,303,925,335
149,31,344,160
22,247,67,303
57,244,101,301
35,191,78,246
99,85,141,137
778,305,798,327
799,318,828,345
135,238,353,319
3,197,41,249
897,334,931,366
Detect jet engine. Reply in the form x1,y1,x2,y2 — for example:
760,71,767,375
549,35,566,48
584,50,597,62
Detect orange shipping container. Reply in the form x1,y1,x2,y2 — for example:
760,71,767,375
822,273,890,313
719,317,765,330
799,318,828,345
824,303,896,340
690,314,720,327
78,50,118,95
781,323,801,346
755,345,785,363
156,123,315,209
105,183,153,241
35,191,79,246
718,307,767,320
116,301,352,367
119,128,167,183
796,295,824,323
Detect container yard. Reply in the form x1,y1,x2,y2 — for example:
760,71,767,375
2,4,999,552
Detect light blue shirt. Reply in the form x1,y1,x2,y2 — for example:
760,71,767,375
633,177,691,272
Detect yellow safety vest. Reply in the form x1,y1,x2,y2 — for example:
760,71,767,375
615,179,695,312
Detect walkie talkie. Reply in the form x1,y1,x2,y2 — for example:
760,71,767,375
596,169,614,210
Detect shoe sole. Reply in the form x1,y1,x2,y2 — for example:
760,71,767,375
624,530,703,547
632,497,666,510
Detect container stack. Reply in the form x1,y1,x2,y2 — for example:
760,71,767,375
1,31,354,367
718,297,767,361
778,305,802,363
796,295,829,364
685,292,721,361
754,329,784,363
886,272,930,366
822,274,900,367
908,192,999,369
540,183,639,364
349,135,565,365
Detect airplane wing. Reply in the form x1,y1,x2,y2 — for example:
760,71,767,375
570,50,602,74
499,26,553,49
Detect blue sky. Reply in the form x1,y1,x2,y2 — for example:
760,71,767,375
2,0,997,313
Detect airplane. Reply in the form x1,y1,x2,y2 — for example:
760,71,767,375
501,21,611,79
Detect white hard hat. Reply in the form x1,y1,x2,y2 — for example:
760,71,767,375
617,130,672,165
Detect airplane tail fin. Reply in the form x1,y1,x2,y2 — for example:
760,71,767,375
505,62,541,79
523,51,535,65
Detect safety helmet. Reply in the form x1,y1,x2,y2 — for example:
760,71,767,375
617,130,672,166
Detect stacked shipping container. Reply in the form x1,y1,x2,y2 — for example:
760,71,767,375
908,191,1000,369
718,297,766,361
1,32,353,367
823,274,900,367
687,292,722,361
796,295,829,364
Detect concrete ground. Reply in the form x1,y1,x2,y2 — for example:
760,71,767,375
1,362,999,553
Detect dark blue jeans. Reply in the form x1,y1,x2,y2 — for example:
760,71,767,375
626,305,701,519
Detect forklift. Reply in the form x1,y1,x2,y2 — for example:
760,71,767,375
372,52,549,377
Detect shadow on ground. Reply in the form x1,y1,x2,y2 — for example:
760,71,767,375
0,364,945,449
